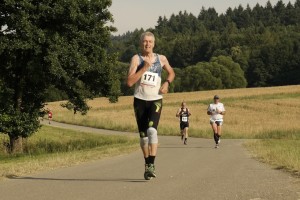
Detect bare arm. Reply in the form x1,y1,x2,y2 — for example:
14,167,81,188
159,55,175,94
176,108,182,117
127,55,151,87
207,105,212,115
188,109,191,116
219,110,226,115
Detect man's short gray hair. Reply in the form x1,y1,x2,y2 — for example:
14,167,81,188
140,32,155,43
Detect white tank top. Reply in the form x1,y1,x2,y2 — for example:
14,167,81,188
134,53,163,101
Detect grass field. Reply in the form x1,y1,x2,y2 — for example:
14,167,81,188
0,126,139,179
245,140,300,177
45,85,300,175
47,85,300,139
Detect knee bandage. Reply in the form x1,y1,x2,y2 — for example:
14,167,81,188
147,127,158,144
140,137,149,148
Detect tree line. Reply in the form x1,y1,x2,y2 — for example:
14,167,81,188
111,0,300,94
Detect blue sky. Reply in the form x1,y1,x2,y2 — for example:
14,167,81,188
110,0,295,35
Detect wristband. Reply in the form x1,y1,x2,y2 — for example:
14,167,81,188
166,80,171,86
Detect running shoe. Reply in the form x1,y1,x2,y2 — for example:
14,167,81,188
144,164,152,180
144,164,156,180
215,144,219,149
184,139,187,145
147,164,156,178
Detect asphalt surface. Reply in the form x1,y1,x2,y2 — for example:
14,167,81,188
0,121,299,200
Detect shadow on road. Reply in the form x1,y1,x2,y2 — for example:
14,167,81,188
8,176,148,183
158,146,212,149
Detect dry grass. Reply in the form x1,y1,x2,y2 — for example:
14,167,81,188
245,139,300,176
0,126,139,179
47,85,300,139
0,145,139,180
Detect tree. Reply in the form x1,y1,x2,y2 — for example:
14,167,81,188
179,56,247,91
0,0,118,153
211,56,247,88
274,0,286,24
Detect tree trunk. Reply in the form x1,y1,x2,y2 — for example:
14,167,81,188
8,135,23,154
12,50,25,154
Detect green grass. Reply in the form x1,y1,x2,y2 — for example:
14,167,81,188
245,139,300,176
0,126,139,179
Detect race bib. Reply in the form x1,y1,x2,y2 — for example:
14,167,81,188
141,71,158,87
182,116,188,122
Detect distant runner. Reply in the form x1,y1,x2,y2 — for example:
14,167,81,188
207,95,226,148
176,102,191,145
127,32,175,180
48,110,53,124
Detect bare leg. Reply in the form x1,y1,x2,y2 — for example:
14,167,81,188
149,144,158,156
211,123,219,144
184,127,189,139
180,129,184,140
217,126,222,136
211,123,218,134
141,145,149,158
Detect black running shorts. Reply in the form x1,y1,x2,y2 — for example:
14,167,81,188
133,98,162,138
180,122,189,130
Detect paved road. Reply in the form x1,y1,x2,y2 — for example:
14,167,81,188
0,122,299,200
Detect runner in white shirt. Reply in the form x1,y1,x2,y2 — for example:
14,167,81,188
207,95,226,148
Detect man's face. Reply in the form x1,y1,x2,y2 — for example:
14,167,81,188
141,36,154,53
214,98,219,104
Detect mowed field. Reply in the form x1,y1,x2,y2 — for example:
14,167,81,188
48,85,300,139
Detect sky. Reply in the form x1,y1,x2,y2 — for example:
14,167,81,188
109,0,296,35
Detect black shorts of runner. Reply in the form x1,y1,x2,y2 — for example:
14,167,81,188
180,122,189,130
133,97,162,138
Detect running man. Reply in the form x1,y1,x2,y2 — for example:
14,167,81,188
176,102,191,145
207,95,226,148
127,32,175,180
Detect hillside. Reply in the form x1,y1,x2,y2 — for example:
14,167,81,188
47,85,300,139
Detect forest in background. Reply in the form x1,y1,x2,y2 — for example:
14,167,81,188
107,0,300,96
46,0,300,100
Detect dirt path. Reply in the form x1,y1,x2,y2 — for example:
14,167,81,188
0,122,299,200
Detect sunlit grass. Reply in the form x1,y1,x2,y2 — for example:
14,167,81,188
47,85,300,139
245,139,300,176
0,126,139,179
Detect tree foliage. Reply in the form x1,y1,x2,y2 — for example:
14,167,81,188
0,0,118,152
111,0,300,91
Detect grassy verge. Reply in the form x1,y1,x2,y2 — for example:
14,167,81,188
0,126,139,180
46,85,300,139
245,139,300,176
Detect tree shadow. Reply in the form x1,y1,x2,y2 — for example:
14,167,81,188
8,176,148,183
158,146,211,149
